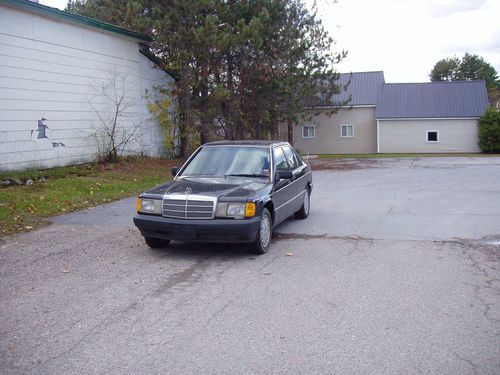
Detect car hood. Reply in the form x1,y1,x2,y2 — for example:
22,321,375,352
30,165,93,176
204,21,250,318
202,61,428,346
145,176,269,200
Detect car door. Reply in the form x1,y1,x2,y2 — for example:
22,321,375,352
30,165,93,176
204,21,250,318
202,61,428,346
282,145,306,212
272,146,295,225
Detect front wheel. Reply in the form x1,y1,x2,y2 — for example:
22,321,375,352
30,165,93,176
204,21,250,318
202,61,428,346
144,237,170,249
252,208,272,254
294,188,310,219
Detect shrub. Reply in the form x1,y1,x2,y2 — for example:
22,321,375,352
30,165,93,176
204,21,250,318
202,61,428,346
478,108,500,153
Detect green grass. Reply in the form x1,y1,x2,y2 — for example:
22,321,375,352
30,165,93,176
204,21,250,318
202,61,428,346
318,153,500,159
0,157,181,236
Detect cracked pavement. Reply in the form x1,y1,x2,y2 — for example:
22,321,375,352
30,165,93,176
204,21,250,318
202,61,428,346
1,157,499,374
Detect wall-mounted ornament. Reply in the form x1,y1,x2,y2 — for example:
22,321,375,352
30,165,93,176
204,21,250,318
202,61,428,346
31,117,49,139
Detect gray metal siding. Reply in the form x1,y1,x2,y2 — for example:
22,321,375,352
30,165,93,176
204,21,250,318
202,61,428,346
379,119,481,153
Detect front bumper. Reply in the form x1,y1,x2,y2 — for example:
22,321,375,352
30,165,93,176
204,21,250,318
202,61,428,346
133,214,260,243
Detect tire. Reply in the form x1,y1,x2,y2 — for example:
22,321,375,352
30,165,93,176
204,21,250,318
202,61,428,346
294,188,310,219
144,237,170,249
252,208,272,254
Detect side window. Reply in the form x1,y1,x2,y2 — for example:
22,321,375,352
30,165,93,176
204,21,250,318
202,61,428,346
282,146,299,170
291,147,304,167
302,125,315,138
274,147,290,171
340,124,354,137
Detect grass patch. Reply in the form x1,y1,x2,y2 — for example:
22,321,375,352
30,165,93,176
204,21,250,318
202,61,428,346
318,153,500,159
0,157,182,236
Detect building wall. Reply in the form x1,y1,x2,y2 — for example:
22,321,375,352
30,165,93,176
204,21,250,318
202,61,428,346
378,119,481,153
292,107,377,154
0,5,173,172
139,53,177,157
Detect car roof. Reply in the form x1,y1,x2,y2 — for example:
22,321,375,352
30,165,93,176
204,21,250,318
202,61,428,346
203,140,288,147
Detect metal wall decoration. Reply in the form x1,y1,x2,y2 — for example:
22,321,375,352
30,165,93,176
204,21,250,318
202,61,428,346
31,117,66,148
31,117,49,139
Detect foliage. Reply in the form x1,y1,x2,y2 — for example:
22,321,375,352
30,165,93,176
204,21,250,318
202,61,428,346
478,108,500,153
147,90,177,156
430,53,500,89
429,57,460,82
66,0,345,153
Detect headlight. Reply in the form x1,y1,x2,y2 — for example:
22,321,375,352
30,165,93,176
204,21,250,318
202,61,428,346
227,203,245,217
216,202,256,219
137,198,162,214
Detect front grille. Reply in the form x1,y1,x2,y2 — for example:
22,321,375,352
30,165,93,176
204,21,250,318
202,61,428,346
162,195,216,219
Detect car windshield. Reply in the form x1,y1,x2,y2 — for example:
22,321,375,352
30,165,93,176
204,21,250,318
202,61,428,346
181,146,271,178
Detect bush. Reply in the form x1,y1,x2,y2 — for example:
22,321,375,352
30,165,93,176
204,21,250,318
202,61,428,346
478,108,500,153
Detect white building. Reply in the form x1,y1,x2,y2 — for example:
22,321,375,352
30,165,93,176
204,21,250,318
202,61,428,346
0,0,176,172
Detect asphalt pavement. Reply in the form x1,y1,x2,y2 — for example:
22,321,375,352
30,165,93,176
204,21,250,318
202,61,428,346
1,157,499,374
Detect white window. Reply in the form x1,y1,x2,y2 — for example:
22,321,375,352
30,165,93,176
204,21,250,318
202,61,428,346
302,125,315,138
426,130,439,143
340,124,354,137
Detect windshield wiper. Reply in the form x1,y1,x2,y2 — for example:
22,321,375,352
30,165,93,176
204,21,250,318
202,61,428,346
226,173,264,178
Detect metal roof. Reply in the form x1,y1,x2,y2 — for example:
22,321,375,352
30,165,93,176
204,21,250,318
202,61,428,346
305,71,385,107
376,80,489,119
1,0,151,42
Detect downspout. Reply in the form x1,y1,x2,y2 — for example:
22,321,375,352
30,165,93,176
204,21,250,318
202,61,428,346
376,120,380,153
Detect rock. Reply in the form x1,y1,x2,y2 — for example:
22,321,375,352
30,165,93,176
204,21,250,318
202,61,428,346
26,179,33,186
1,180,11,187
12,178,22,186
38,177,47,183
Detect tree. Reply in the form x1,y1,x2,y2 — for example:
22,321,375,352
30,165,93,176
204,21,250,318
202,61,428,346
88,67,144,162
430,53,500,89
478,108,500,153
67,0,345,154
429,56,459,82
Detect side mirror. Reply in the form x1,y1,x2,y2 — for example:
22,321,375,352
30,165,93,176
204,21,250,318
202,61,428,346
276,170,293,181
171,167,179,176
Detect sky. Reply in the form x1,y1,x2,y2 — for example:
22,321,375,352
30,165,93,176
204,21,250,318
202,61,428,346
40,0,500,83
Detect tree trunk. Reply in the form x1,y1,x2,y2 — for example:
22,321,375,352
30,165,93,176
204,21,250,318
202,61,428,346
178,73,191,159
225,52,235,140
287,117,294,145
199,57,210,145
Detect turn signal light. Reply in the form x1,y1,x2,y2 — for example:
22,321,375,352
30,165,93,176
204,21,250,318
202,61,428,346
245,203,256,217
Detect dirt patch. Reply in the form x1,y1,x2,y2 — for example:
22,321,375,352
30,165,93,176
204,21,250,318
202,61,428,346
94,157,183,176
308,158,378,171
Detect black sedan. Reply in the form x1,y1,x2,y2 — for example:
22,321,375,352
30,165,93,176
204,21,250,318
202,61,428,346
133,140,312,254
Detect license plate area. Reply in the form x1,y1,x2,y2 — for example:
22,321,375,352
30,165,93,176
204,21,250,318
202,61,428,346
173,225,196,240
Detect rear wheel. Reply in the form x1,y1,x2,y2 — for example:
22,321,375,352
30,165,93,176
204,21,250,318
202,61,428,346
144,237,170,249
294,188,310,219
252,208,272,254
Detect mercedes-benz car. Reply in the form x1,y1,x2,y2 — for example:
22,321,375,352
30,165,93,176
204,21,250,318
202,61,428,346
133,141,312,254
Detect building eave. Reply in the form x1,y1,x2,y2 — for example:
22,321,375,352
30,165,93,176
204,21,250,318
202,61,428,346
139,48,179,82
1,0,151,42
376,117,480,121
304,105,376,110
